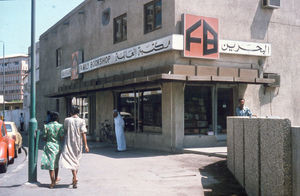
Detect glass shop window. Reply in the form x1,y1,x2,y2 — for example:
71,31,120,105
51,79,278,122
118,89,162,133
144,0,162,34
114,13,127,43
184,86,213,135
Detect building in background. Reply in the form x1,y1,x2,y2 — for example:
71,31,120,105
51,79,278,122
37,0,299,151
0,54,28,104
23,42,40,110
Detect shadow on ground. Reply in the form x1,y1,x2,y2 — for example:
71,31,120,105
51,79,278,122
22,132,173,159
199,160,247,196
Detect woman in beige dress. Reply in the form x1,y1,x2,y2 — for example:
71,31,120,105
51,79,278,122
60,106,89,188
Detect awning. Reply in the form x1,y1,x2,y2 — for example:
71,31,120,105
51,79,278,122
46,64,275,98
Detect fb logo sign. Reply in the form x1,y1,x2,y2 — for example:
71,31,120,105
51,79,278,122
183,14,219,59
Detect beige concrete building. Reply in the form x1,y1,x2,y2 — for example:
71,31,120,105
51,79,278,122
0,54,28,103
37,0,300,152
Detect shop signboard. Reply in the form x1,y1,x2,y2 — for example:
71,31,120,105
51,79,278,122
71,50,83,80
219,40,271,56
183,14,219,59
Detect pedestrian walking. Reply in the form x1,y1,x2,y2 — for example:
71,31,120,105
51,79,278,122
113,109,126,152
19,113,24,132
60,105,89,188
40,112,64,189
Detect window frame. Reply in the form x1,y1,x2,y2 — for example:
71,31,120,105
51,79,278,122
113,13,127,44
144,0,162,34
56,48,62,67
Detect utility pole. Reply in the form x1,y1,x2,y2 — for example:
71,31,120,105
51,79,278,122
28,0,38,183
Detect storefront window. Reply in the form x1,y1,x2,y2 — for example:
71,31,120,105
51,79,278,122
118,89,162,133
184,86,212,135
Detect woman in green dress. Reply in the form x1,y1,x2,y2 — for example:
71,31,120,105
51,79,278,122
41,112,64,188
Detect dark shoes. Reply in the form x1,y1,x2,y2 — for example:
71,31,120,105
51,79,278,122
72,179,78,189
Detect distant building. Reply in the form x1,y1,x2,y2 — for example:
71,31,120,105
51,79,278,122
0,54,28,103
24,42,40,110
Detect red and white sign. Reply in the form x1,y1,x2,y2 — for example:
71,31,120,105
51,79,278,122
183,14,219,59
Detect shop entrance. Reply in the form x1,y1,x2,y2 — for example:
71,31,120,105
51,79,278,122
216,87,234,140
184,85,235,140
66,95,96,136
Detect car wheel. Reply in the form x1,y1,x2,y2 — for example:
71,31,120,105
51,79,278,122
0,161,7,173
18,148,22,154
9,157,14,164
14,149,18,158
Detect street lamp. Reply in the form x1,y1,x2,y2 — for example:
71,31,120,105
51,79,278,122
0,41,5,120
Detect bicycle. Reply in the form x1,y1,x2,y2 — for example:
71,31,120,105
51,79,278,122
99,120,116,144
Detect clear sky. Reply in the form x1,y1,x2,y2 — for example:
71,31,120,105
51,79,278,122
0,0,85,56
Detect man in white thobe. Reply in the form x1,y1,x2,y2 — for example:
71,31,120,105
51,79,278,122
60,106,89,188
113,110,126,152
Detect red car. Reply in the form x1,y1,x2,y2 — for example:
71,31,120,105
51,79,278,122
0,120,15,173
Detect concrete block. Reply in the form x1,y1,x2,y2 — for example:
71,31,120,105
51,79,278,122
234,77,255,83
227,117,234,174
212,76,234,82
292,127,300,196
244,118,260,196
219,67,239,77
239,69,258,78
196,65,218,76
187,75,211,81
172,64,195,76
260,119,292,196
233,117,245,187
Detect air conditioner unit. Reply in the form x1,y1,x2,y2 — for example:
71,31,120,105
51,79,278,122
263,73,280,87
262,0,280,9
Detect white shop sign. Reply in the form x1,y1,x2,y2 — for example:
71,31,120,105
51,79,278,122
61,68,71,79
78,34,183,74
219,40,271,56
61,34,271,79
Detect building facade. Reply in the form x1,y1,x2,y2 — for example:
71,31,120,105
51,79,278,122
37,0,300,151
0,54,28,103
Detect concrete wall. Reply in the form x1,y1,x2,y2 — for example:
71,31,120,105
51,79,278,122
292,127,300,196
4,109,29,131
227,117,292,196
95,90,114,137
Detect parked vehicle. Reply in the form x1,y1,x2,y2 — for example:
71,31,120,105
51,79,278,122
0,120,15,173
120,112,134,132
5,121,22,156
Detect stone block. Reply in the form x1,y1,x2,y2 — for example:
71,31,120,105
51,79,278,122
292,127,300,196
239,69,258,78
244,118,260,196
196,65,218,76
219,67,239,77
260,119,292,196
233,117,245,187
227,117,234,174
172,64,195,76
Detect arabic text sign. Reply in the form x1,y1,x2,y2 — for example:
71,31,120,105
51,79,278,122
78,34,183,74
220,40,271,57
183,14,219,59
61,68,71,79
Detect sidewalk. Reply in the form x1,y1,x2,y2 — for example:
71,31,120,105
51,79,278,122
0,135,246,196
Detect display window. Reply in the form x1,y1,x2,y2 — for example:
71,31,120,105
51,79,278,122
184,86,212,135
118,89,162,133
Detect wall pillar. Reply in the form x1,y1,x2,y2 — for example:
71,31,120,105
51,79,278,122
162,81,184,152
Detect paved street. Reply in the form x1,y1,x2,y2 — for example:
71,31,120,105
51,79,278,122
0,135,246,196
